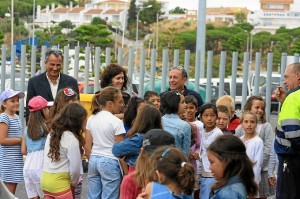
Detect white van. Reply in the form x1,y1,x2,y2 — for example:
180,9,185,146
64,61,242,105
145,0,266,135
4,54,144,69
249,72,281,95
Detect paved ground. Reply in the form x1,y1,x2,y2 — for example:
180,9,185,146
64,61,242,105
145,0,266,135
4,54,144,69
15,113,279,199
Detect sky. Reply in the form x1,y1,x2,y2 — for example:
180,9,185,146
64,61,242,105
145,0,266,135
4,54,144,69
168,0,261,11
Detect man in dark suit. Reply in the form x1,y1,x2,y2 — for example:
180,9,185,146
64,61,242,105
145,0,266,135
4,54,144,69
26,48,79,120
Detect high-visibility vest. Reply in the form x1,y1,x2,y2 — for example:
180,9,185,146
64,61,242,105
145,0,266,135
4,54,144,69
275,88,300,157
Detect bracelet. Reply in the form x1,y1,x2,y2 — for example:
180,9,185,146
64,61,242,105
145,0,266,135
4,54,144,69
19,137,23,144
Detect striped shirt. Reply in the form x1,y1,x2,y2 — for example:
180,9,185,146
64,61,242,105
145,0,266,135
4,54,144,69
0,113,24,183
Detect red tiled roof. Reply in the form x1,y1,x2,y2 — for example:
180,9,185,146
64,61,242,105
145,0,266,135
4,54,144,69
103,9,122,14
53,7,70,13
69,6,85,13
85,9,103,14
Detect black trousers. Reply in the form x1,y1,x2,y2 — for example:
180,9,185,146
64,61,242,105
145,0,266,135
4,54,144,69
276,158,300,199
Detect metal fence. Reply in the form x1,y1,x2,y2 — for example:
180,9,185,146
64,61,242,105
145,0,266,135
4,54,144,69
1,44,297,124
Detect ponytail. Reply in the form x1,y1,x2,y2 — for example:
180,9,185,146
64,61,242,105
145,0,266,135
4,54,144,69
177,162,195,195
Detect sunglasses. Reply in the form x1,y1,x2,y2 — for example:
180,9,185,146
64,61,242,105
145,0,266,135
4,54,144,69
63,88,75,97
45,48,63,61
170,66,188,78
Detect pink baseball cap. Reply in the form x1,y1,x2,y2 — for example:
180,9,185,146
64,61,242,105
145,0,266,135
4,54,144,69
28,96,53,112
0,89,25,103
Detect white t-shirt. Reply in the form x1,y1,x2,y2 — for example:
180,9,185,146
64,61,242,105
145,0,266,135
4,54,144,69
43,131,82,186
86,110,125,159
200,127,223,173
240,135,263,185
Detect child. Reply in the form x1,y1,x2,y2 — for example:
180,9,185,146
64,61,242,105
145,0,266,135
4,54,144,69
0,89,25,194
239,111,264,197
199,103,223,199
184,95,203,198
216,105,232,134
207,134,258,198
139,146,195,198
112,105,162,168
144,91,160,110
21,96,53,199
161,91,191,158
236,96,275,198
84,86,125,199
216,95,240,134
40,102,87,198
120,129,175,199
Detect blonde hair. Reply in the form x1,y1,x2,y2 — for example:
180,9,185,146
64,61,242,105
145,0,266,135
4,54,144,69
216,95,235,112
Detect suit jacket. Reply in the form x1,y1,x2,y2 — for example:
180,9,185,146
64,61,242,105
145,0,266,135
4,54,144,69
26,72,79,118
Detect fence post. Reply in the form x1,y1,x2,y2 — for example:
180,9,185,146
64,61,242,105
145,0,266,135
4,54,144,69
266,52,273,121
105,47,111,66
10,45,16,90
1,45,6,92
94,47,101,93
128,47,134,95
118,47,123,66
253,52,261,95
30,46,37,77
74,46,80,80
194,50,201,93
41,46,47,73
231,52,238,101
20,45,27,127
218,51,226,98
206,51,213,103
173,49,179,67
184,50,190,73
83,46,90,94
241,52,249,109
161,49,169,93
294,53,299,63
138,49,146,97
63,45,69,74
150,49,157,91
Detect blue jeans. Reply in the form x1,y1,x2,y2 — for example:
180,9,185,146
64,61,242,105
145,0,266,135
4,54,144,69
87,156,121,199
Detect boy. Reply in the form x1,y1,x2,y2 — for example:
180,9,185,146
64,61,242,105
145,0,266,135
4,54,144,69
216,105,232,134
144,91,160,110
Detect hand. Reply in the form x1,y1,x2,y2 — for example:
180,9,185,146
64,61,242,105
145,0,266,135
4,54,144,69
193,152,200,160
274,86,286,103
268,176,276,186
136,192,147,199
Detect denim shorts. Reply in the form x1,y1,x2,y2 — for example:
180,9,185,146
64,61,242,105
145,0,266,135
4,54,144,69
87,156,121,199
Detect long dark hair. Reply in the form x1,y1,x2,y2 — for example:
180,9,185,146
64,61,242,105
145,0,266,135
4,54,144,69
100,63,128,91
208,135,258,197
48,103,87,162
28,109,48,140
127,105,162,137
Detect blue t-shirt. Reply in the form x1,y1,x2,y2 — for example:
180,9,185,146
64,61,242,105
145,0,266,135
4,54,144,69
24,128,47,153
151,182,192,199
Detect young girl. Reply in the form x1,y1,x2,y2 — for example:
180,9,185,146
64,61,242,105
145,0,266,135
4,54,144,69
239,111,264,197
138,146,195,199
207,134,258,198
0,89,25,194
40,102,87,198
235,96,275,198
161,91,191,158
112,105,162,167
120,129,175,199
84,86,125,199
184,95,202,198
199,103,223,199
22,96,52,199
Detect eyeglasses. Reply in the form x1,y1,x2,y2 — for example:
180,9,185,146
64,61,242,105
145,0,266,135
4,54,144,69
170,66,188,78
45,48,63,61
64,88,75,97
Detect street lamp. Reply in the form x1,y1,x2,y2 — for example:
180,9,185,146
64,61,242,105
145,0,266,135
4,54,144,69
135,4,152,72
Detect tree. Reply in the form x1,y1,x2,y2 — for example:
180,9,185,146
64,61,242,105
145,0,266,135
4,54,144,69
206,29,230,52
59,20,75,35
140,0,164,25
235,12,246,24
91,17,107,25
0,32,4,45
169,6,186,14
73,23,113,69
127,0,137,27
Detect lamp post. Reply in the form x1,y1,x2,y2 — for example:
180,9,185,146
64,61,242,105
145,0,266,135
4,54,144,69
135,4,152,72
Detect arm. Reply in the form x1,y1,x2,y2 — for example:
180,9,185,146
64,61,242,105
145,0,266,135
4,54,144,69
268,144,277,186
253,140,264,185
262,123,275,169
21,135,27,155
67,138,82,186
84,130,93,160
136,182,152,199
0,123,21,146
112,134,142,158
183,123,192,158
